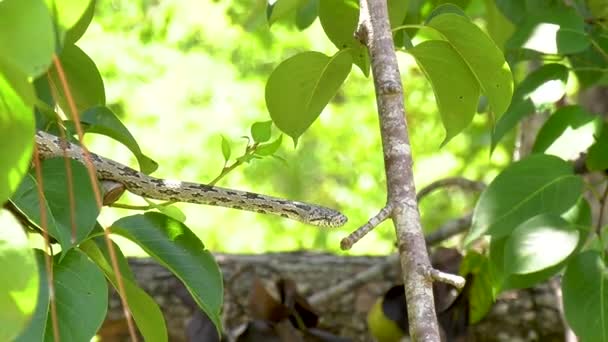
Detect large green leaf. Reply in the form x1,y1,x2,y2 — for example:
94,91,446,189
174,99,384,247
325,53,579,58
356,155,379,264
41,158,99,253
483,0,514,51
266,51,352,145
562,251,608,341
491,98,534,151
0,209,39,341
45,249,107,341
532,105,602,160
458,251,493,323
295,0,318,30
491,63,569,150
46,44,105,116
80,238,168,342
318,0,369,76
15,251,50,342
79,106,158,174
10,174,63,242
489,236,569,294
512,63,569,100
63,0,96,44
267,0,301,25
44,0,92,45
489,200,589,293
587,123,608,171
407,40,480,145
10,159,100,254
503,214,578,275
465,154,583,245
109,213,223,334
426,13,513,120
0,72,35,205
0,0,54,78
505,3,585,53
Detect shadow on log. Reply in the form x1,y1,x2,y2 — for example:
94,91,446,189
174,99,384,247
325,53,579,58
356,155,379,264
100,252,565,341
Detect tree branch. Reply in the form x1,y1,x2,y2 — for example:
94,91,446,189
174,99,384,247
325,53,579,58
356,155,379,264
340,204,392,250
357,0,440,339
311,213,472,306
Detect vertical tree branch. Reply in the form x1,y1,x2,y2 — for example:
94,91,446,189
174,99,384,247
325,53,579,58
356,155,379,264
357,0,440,340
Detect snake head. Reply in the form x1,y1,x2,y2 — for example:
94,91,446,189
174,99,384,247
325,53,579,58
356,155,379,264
307,208,348,228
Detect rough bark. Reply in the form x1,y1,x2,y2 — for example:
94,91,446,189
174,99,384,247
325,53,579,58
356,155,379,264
99,253,565,342
355,1,442,339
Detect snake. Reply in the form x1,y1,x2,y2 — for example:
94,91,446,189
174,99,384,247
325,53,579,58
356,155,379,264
34,130,348,228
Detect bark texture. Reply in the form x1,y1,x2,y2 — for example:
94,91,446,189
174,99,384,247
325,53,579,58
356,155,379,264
357,0,440,339
99,253,565,342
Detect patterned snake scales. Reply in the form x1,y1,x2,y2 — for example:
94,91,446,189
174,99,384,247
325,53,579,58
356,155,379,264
35,131,348,227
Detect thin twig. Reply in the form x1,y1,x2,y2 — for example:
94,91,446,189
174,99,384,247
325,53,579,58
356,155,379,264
416,177,486,201
421,265,466,290
311,213,472,305
425,213,472,245
340,204,393,250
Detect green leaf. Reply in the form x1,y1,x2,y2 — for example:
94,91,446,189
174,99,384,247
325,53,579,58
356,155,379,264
491,98,535,151
504,214,578,275
562,197,592,230
532,105,602,160
63,0,95,44
513,63,569,101
46,44,105,116
505,3,585,53
144,199,187,223
489,236,570,293
42,158,100,252
44,0,92,45
388,0,409,28
491,63,569,150
251,120,273,143
562,251,608,341
0,209,39,341
267,0,300,25
220,135,231,163
587,124,608,171
266,51,352,145
295,0,318,30
425,3,467,23
80,239,168,342
483,0,514,51
426,13,513,120
11,159,100,254
0,0,54,78
0,72,35,205
407,40,480,145
15,251,50,342
45,249,107,341
318,0,369,76
11,175,61,241
458,251,493,323
465,154,583,245
80,106,158,174
256,134,283,156
569,32,608,89
557,27,590,54
110,212,223,334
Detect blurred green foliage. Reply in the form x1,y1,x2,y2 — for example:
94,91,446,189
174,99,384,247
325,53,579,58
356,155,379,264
79,0,510,255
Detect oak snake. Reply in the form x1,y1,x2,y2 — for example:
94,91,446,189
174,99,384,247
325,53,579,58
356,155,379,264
34,130,347,227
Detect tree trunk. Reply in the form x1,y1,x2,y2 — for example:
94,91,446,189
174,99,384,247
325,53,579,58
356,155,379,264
99,252,565,341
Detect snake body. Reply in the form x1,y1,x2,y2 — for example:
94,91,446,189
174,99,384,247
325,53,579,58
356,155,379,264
35,131,347,227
